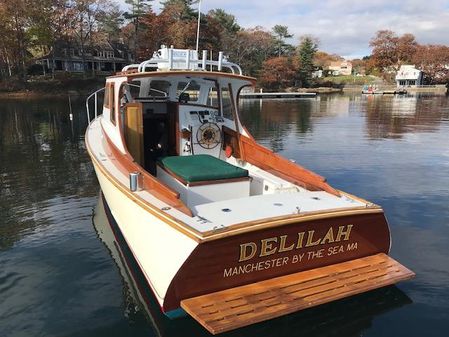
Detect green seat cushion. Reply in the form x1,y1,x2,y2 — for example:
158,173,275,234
158,155,248,183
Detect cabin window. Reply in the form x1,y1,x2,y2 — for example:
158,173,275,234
128,80,141,99
221,85,234,120
148,80,170,99
177,81,200,103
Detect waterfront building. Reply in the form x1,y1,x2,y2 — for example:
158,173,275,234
35,40,134,75
328,61,352,76
395,65,423,87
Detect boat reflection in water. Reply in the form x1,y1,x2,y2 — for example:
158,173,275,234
93,194,413,337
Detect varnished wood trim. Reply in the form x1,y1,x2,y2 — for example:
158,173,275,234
239,135,341,197
100,123,185,204
242,125,255,140
338,189,379,207
107,71,257,84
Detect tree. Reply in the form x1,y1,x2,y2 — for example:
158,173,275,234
208,9,240,34
124,0,153,58
397,33,418,64
313,51,343,69
227,27,277,76
412,44,449,84
0,0,32,81
297,36,318,87
259,56,297,89
369,30,418,77
272,25,292,57
67,0,110,77
28,1,74,78
207,8,240,52
97,3,124,42
160,0,196,20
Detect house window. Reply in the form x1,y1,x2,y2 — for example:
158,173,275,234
409,80,415,86
399,80,406,86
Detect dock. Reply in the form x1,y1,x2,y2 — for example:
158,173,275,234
240,92,317,99
362,89,408,95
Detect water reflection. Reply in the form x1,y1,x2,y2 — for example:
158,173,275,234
240,95,449,145
364,95,449,139
1,94,448,337
0,98,96,249
239,99,313,152
93,194,412,337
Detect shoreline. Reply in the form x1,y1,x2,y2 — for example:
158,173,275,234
0,90,90,99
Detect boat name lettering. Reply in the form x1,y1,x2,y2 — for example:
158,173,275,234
238,225,353,262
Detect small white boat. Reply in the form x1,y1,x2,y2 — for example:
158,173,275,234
85,47,414,334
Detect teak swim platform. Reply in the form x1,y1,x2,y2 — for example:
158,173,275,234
85,47,415,333
181,253,414,334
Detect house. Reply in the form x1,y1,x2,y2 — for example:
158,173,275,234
395,65,423,87
312,69,323,78
35,40,134,74
328,61,352,76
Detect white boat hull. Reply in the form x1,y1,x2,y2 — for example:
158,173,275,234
93,162,198,309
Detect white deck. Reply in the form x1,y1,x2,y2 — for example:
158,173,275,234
192,191,365,230
87,118,369,236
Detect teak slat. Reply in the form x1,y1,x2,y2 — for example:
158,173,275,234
181,253,414,334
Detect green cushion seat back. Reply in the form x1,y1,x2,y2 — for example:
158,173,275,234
158,154,248,183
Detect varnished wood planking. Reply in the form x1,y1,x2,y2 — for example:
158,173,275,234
181,253,415,334
238,135,341,196
124,103,144,166
163,211,391,311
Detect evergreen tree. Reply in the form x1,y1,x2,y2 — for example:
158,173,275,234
297,36,318,87
272,25,292,57
124,0,153,57
160,0,196,20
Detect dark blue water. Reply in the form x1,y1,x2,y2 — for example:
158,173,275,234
1,94,448,337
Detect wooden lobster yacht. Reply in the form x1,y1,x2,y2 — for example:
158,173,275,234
85,47,414,334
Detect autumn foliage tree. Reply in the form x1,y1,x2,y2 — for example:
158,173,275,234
412,44,449,84
259,56,297,89
228,27,277,76
370,30,417,75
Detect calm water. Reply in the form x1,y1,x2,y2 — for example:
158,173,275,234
1,94,449,337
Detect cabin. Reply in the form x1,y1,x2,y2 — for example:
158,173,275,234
395,65,423,87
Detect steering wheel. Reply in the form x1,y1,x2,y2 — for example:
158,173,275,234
196,123,221,149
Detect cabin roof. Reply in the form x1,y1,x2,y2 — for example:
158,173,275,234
107,70,257,85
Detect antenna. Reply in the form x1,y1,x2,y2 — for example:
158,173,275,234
195,0,202,52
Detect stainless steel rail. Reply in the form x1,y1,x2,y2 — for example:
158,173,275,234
85,87,105,124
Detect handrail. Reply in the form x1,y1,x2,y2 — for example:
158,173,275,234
124,48,243,75
86,87,105,124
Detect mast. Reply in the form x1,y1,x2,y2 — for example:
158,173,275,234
195,0,202,52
